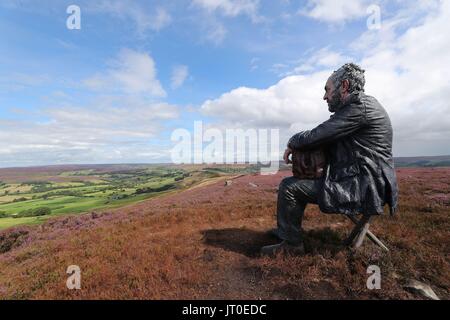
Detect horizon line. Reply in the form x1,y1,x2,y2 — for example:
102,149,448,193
1,154,450,170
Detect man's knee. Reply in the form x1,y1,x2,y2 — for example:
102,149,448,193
278,177,301,201
278,177,318,203
279,177,297,192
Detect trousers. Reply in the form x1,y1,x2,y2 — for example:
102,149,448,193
276,176,321,244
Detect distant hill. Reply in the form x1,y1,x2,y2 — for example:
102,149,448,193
0,154,449,176
394,155,450,167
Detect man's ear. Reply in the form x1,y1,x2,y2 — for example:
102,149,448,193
341,79,350,94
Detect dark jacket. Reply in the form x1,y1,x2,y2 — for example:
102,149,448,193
288,92,398,216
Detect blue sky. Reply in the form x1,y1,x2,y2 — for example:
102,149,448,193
1,0,449,167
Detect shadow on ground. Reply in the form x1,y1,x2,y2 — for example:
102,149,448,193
201,227,346,257
201,228,276,257
303,227,346,255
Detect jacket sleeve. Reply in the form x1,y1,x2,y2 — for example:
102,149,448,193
288,104,366,150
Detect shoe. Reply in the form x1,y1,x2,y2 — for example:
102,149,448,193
260,240,305,257
269,228,283,239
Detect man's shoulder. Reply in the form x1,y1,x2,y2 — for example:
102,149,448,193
359,93,383,108
358,94,393,129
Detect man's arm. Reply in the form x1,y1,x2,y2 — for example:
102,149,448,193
288,103,366,150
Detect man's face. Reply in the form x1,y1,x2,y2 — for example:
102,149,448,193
323,78,342,112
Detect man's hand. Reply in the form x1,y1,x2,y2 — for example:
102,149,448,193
283,147,293,164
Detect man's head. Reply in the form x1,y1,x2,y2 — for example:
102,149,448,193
323,63,366,112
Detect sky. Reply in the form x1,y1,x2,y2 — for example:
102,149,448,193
0,0,449,167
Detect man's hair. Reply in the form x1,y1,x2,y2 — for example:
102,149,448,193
331,63,366,94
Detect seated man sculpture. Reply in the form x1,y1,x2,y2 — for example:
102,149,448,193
261,63,399,256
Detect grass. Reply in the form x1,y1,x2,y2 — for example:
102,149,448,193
0,165,256,230
0,167,448,299
0,216,46,229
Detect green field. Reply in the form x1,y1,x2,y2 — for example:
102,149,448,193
0,164,258,230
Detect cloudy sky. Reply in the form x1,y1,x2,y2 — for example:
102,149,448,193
0,0,449,167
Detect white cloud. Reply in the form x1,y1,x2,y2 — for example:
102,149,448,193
192,0,261,20
250,57,259,71
0,47,178,167
87,1,172,35
205,21,228,45
2,0,173,34
201,72,330,129
199,1,450,156
171,65,189,89
84,49,166,97
191,0,263,45
152,7,173,31
300,0,372,23
282,47,350,76
0,98,179,167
